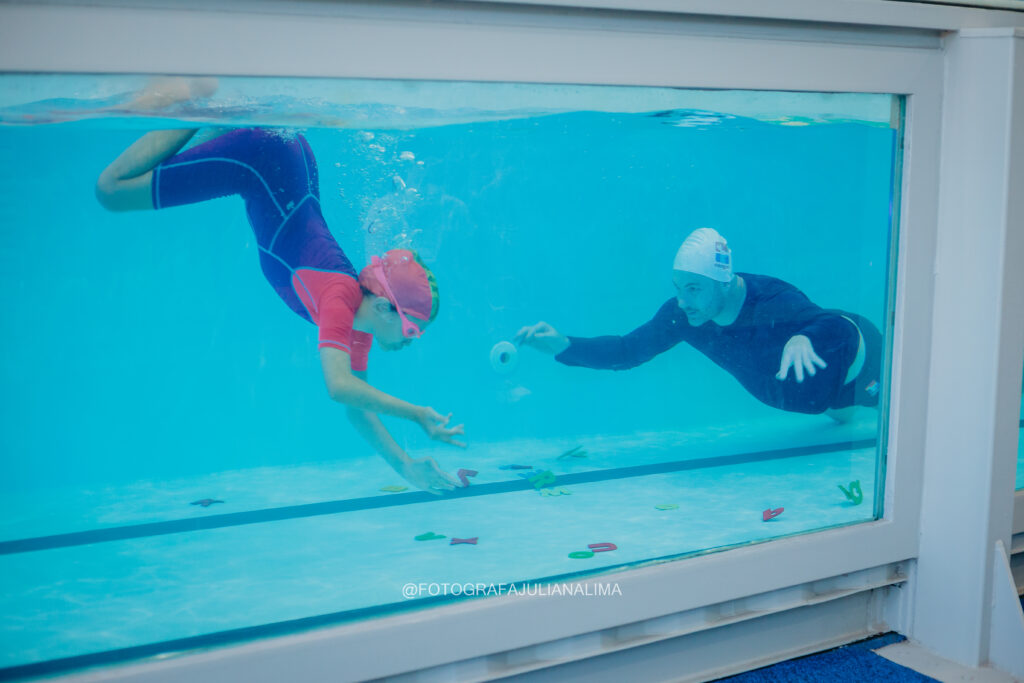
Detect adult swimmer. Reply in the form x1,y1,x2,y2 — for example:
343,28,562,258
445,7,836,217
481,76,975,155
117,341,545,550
95,78,465,494
516,228,881,422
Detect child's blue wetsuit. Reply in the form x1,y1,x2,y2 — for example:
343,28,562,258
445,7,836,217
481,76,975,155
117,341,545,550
151,128,372,368
152,128,358,323
554,273,882,414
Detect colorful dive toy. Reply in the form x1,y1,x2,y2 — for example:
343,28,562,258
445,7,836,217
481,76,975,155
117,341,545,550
379,485,408,493
588,542,617,552
762,507,784,521
655,504,678,511
415,532,446,541
190,499,224,507
528,470,556,489
568,542,617,559
838,480,864,505
450,537,478,545
457,468,478,487
499,464,534,470
557,445,588,460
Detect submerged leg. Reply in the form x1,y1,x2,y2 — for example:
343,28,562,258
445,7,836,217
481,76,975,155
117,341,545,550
95,129,198,211
95,77,218,212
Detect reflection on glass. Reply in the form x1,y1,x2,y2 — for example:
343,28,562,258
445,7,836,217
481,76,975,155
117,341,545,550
0,75,900,675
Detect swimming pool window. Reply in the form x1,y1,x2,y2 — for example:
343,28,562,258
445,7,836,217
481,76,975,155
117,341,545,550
0,74,902,676
1018,357,1024,490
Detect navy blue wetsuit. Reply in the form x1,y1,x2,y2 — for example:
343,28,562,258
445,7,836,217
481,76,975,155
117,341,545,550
150,128,374,368
555,273,882,414
152,128,358,323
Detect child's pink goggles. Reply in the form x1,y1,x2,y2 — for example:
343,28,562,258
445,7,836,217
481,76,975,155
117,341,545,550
371,255,422,339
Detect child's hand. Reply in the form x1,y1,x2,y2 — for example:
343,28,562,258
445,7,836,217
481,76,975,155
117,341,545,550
400,457,461,495
415,407,467,448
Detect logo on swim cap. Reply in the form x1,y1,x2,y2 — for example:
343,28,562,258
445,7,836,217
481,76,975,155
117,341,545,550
674,228,733,282
714,241,730,267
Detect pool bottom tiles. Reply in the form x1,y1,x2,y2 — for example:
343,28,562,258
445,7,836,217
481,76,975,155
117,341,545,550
0,441,876,673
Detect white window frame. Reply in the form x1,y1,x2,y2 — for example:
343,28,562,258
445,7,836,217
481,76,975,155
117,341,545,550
2,1,1020,679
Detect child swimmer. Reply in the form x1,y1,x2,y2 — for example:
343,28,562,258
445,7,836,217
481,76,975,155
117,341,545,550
95,78,465,494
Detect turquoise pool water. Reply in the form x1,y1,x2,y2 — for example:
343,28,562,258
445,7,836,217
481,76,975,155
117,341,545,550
0,77,897,677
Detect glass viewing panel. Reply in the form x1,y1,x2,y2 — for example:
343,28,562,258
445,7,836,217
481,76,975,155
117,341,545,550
0,75,902,676
1018,360,1024,490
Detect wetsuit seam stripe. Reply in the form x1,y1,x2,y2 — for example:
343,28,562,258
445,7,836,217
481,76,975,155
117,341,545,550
256,250,344,323
256,248,313,319
161,157,285,219
153,165,162,210
319,340,352,351
268,193,314,253
258,246,293,272
298,138,311,194
290,268,319,316
289,267,360,320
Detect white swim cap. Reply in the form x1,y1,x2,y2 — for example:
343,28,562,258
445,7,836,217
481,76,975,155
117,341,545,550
673,228,733,282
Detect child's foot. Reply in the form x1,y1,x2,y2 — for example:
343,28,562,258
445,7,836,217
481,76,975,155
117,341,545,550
126,76,218,110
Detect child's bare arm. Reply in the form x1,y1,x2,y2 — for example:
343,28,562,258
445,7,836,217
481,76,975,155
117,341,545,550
344,375,460,495
320,347,466,446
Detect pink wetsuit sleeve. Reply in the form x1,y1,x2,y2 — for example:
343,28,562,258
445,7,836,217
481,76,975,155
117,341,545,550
350,331,372,372
316,278,368,367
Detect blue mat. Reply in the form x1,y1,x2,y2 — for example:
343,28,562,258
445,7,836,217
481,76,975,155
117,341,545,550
715,633,939,682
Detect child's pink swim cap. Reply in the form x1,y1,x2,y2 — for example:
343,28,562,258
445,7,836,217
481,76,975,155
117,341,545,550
358,249,439,323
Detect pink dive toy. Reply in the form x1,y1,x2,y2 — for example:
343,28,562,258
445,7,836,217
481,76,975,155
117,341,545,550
457,468,478,487
588,543,617,552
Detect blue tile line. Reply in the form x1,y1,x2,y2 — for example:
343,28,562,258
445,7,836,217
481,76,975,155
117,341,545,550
0,597,428,682
0,525,885,683
0,438,875,557
0,437,879,680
